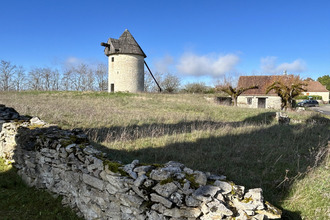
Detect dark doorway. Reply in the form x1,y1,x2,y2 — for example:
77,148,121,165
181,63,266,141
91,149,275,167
111,84,114,93
215,97,232,106
258,98,266,108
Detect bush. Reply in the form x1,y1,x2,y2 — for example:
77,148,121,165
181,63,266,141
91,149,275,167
203,87,216,94
161,74,181,93
296,95,322,100
182,83,215,94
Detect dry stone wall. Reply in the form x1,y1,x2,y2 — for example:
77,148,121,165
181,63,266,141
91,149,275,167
0,105,282,220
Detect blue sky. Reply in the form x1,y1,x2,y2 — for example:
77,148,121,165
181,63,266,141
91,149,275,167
1,0,330,85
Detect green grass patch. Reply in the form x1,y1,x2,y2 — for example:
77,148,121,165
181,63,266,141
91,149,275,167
281,150,330,219
0,158,81,220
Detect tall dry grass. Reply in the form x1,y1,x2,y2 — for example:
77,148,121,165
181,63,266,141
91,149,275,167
1,91,329,219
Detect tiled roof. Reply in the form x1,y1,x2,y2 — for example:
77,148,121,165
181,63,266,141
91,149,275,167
303,81,329,92
104,29,146,58
237,75,278,95
238,75,329,96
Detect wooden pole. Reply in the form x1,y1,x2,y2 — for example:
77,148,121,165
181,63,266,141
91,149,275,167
144,61,162,92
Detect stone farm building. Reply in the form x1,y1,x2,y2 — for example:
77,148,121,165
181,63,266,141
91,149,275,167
237,75,329,109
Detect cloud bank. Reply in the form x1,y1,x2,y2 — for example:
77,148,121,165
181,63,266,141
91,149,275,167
176,53,240,77
260,56,306,74
154,55,174,73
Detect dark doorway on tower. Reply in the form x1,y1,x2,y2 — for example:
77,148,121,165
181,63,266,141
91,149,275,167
110,84,114,93
258,98,266,108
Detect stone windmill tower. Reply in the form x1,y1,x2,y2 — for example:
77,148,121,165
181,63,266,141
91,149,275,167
101,29,146,93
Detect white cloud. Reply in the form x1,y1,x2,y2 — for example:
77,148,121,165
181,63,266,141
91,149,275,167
260,56,307,74
154,55,174,73
63,56,86,69
176,52,240,77
66,56,81,65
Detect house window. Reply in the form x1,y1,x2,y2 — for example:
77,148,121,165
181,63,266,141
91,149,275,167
247,97,252,105
111,57,114,62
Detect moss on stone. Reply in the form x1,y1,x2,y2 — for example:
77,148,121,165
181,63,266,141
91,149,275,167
145,170,152,177
265,201,282,215
207,179,216,185
103,160,128,176
241,196,253,203
151,163,164,168
78,144,86,150
28,124,44,130
69,135,77,143
60,139,74,147
159,177,174,185
185,173,200,189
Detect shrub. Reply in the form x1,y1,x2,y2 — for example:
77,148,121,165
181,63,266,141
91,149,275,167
182,82,208,93
296,95,322,100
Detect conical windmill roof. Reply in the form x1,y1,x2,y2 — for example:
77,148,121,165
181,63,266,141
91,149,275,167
104,29,146,58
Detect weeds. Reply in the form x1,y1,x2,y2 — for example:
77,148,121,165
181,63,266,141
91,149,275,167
0,91,329,219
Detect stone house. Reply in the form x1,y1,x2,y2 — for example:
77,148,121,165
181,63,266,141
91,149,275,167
101,29,146,93
237,76,282,109
301,81,329,103
237,75,329,109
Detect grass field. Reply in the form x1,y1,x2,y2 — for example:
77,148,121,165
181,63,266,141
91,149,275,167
0,158,81,220
0,91,329,219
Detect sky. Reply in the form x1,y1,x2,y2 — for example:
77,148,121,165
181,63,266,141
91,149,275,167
1,0,330,86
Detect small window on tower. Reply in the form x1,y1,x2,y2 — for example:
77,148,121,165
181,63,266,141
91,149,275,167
111,57,114,62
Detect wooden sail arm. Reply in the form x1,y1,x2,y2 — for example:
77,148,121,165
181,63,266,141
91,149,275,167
144,61,162,92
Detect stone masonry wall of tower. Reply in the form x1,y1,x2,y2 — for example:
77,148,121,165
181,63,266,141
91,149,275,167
108,54,144,93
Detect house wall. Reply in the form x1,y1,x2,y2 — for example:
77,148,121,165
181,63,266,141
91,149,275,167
301,92,329,103
108,54,144,93
238,96,282,109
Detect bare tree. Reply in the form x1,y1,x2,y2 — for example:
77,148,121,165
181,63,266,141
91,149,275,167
86,67,95,91
41,67,53,91
217,84,258,106
13,66,26,91
51,69,60,91
60,62,96,91
215,75,258,106
160,73,180,93
266,75,307,110
68,63,94,91
0,60,16,91
27,67,59,91
144,71,155,92
28,67,43,90
61,68,73,91
144,71,164,92
70,65,83,91
95,63,107,91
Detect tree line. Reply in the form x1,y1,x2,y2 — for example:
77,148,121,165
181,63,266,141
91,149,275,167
2,59,328,99
0,60,108,92
0,59,215,93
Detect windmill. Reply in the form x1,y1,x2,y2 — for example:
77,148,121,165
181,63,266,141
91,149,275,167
101,29,161,93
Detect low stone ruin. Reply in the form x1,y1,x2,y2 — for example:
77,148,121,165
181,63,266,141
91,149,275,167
275,112,290,125
0,105,282,219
